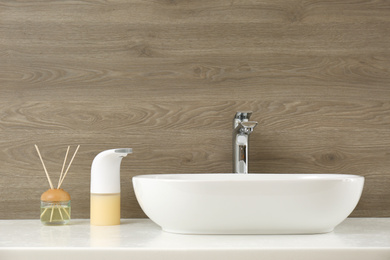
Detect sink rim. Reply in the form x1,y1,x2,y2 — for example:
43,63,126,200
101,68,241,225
133,173,364,182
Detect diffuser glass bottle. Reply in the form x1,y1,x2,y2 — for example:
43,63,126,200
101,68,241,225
40,189,71,225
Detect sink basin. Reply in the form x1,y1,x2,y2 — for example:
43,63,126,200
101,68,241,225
132,174,364,234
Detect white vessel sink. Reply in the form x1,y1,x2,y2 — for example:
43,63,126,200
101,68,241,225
132,174,364,235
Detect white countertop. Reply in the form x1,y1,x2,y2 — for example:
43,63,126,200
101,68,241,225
1,218,389,260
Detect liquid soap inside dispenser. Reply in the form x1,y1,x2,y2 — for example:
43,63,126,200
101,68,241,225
90,148,132,226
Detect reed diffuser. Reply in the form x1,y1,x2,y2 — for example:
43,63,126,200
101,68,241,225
35,144,80,225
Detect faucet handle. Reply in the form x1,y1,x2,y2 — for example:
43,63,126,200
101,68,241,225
234,111,253,121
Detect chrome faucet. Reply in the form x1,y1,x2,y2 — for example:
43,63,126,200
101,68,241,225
233,111,258,174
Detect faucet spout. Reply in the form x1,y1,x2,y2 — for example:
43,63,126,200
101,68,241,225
233,112,258,174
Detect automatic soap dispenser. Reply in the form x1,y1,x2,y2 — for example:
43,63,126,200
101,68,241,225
90,148,132,225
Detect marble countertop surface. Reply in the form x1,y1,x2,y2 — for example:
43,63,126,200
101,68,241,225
1,218,389,260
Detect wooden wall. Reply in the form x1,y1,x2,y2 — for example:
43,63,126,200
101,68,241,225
0,0,389,219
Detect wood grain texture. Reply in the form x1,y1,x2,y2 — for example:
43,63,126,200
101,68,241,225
0,0,389,219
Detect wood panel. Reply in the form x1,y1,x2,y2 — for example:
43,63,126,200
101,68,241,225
0,0,389,219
